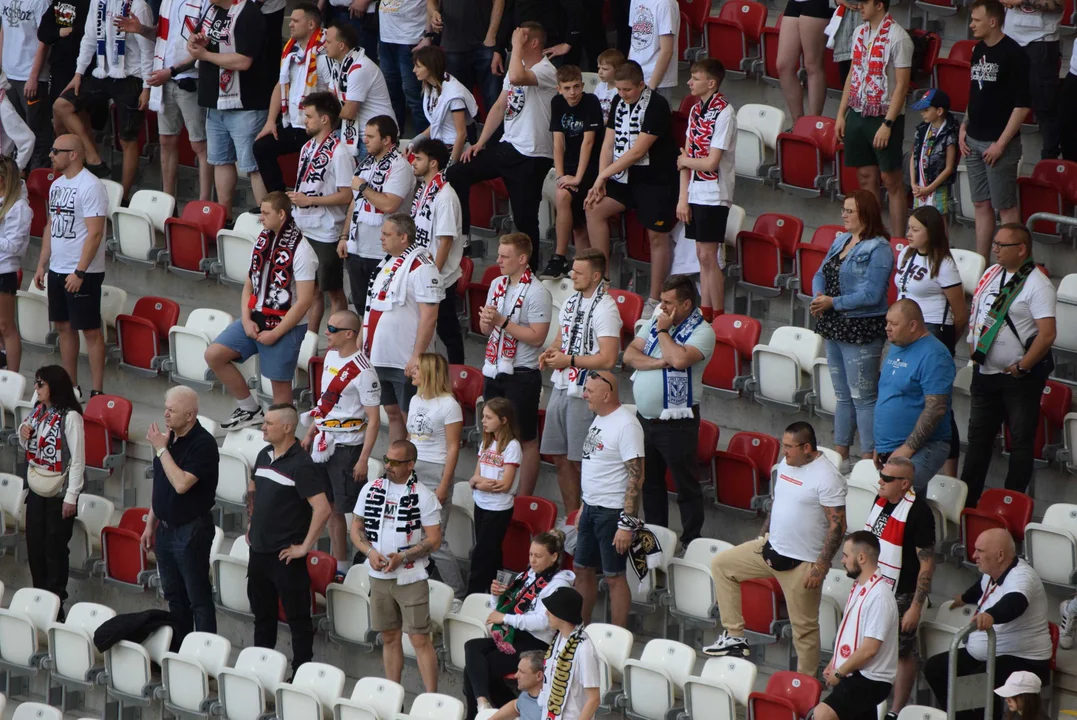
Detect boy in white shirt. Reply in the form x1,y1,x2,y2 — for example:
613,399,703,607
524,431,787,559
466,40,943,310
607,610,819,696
593,49,625,123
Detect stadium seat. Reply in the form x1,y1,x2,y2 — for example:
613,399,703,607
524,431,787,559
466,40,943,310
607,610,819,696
776,117,839,198
402,580,454,660
166,308,235,391
443,594,496,673
810,225,845,248
933,41,977,115
587,622,634,710
754,213,804,259
805,358,838,417
1025,503,1077,588
608,288,644,350
703,314,761,398
834,148,863,201
99,507,153,588
26,168,59,238
16,288,55,352
333,676,407,720
704,1,766,79
449,364,485,442
446,481,476,567
12,703,62,720
84,394,132,491
747,671,822,720
116,296,181,377
161,632,232,719
787,243,828,326
679,0,711,59
69,493,116,575
216,647,289,720
1063,412,1077,477
846,460,882,531
950,249,986,295
503,496,558,572
215,447,250,522
1056,275,1077,359
823,48,844,98
0,371,25,445
276,661,345,719
543,276,576,309
919,600,975,659
713,431,780,512
908,30,942,90
214,228,259,288
958,489,1035,563
925,475,968,551
163,201,228,279
684,657,758,720
897,707,947,720
466,265,501,335
45,602,117,698
741,577,787,637
110,190,177,268
622,639,697,720
212,536,252,619
736,231,787,305
1018,160,1077,242
0,587,60,684
666,538,734,638
0,472,24,551
619,524,678,620
1001,380,1072,471
410,693,465,720
820,569,855,657
324,563,377,652
748,326,824,409
735,104,786,182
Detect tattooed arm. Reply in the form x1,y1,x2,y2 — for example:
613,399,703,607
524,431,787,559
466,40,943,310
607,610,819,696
807,505,846,589
898,394,949,454
1016,0,1062,12
404,524,443,561
623,457,644,517
902,546,937,631
350,514,390,571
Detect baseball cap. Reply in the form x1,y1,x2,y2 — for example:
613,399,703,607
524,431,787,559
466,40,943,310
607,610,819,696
910,88,950,112
994,671,1042,697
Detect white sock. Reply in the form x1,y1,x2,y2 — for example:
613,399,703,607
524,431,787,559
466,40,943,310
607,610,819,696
1067,598,1077,616
237,395,259,412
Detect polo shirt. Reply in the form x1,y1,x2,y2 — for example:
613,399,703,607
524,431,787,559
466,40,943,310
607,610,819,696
151,421,220,527
249,441,328,553
960,557,1053,661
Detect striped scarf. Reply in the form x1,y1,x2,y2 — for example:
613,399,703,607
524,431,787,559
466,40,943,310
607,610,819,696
280,28,325,124
864,489,915,590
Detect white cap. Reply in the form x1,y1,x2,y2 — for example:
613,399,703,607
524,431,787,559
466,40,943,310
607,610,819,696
994,671,1042,698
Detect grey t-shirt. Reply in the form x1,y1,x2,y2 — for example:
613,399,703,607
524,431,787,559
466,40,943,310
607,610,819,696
518,692,541,720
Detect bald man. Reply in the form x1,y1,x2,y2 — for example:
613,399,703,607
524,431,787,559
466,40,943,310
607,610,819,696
143,385,221,645
873,299,955,490
574,369,645,627
924,528,1052,720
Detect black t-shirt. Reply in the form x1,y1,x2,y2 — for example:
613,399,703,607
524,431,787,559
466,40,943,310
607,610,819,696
151,422,220,527
38,0,90,79
867,494,936,595
196,1,268,110
248,442,328,553
550,93,603,178
606,90,678,185
440,0,491,53
967,35,1031,142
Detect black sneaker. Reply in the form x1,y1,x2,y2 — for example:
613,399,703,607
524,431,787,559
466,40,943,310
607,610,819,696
539,254,571,280
90,390,104,398
221,406,265,430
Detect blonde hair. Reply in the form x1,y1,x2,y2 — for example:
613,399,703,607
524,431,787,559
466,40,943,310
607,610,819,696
416,353,453,400
481,396,518,453
0,157,22,225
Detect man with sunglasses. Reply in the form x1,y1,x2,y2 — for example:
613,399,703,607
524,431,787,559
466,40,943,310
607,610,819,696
300,309,381,571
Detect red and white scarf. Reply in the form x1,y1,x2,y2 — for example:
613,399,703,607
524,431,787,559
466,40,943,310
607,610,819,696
848,14,896,117
303,350,372,462
248,217,304,328
200,0,248,110
864,489,916,590
149,0,202,112
482,269,534,378
834,572,888,670
26,404,65,471
280,28,325,126
362,245,434,354
411,170,447,250
687,92,729,185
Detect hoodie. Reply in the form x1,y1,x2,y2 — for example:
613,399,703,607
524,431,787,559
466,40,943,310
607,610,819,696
500,568,576,645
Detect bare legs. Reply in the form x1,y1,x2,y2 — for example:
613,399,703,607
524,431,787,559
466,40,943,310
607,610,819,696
777,16,829,123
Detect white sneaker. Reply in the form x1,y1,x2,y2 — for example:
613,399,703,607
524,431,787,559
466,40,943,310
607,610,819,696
1060,599,1077,649
221,405,265,430
701,631,751,658
642,298,659,320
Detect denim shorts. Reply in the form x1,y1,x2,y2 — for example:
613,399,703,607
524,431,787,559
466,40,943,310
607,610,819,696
206,108,268,172
574,504,627,576
212,319,307,381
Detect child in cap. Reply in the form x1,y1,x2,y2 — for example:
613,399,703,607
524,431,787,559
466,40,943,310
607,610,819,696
537,588,601,720
995,670,1042,720
909,89,958,216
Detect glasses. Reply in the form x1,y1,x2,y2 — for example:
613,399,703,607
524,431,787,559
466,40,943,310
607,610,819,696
326,324,357,334
879,472,910,483
991,241,1023,249
587,370,614,392
841,207,857,215
49,148,74,155
781,441,807,450
33,379,44,388
382,455,413,468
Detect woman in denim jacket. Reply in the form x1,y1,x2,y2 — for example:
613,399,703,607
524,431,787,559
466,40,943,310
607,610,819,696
811,190,894,470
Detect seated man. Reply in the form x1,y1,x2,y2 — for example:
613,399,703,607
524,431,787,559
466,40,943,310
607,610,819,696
489,651,546,720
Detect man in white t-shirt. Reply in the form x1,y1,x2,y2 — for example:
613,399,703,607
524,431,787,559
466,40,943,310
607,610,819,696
480,232,552,497
963,223,1056,506
409,137,466,365
340,115,415,315
287,92,355,334
445,21,556,266
32,134,109,397
324,20,394,161
300,310,380,569
706,422,847,676
627,0,678,98
536,588,601,720
205,192,318,430
0,0,51,169
350,439,442,692
378,0,430,134
362,213,443,442
574,371,645,628
814,531,899,720
539,249,622,515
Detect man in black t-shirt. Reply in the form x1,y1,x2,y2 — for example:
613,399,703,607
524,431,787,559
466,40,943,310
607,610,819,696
540,64,603,280
38,0,90,111
246,403,331,673
864,456,936,720
141,386,221,647
960,0,1030,260
436,0,501,112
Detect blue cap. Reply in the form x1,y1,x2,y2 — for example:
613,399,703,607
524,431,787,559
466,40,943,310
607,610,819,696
910,88,950,112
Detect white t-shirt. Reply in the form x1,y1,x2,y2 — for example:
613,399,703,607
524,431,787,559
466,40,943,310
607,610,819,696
687,98,737,207
330,48,396,156
293,135,356,243
550,293,622,390
47,168,109,274
159,0,201,80
848,19,913,116
536,632,601,719
349,150,416,258
423,84,471,146
248,238,319,326
581,405,645,509
966,559,1053,661
0,0,49,80
407,394,463,464
316,348,381,446
379,0,426,45
628,0,679,89
365,256,444,368
1004,7,1060,45
279,47,332,128
483,278,553,371
594,81,617,123
833,574,899,683
502,57,559,159
354,478,442,581
412,179,464,286
896,252,963,326
768,454,847,563
969,266,1056,374
474,437,522,511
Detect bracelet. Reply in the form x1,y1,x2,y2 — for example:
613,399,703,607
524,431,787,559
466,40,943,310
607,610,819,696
156,447,166,458
501,317,510,330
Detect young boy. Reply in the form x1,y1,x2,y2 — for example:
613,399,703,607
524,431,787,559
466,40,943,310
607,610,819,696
909,88,958,216
676,59,735,320
594,49,625,123
541,65,604,280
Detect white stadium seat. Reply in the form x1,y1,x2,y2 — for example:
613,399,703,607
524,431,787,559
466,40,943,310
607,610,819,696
808,359,837,417
12,702,63,720
622,639,696,720
111,190,176,268
167,308,235,391
223,428,267,468
820,569,855,655
0,370,26,429
816,446,844,470
684,656,758,720
925,475,968,548
103,625,174,712
846,461,881,531
0,588,60,678
749,326,824,409
0,472,25,548
403,580,454,659
1062,413,1077,476
735,104,785,181
410,693,465,720
276,661,345,719
443,593,495,672
217,647,289,720
215,448,251,520
666,537,733,635
46,601,117,695
582,72,600,93
897,706,948,720
78,284,127,356
161,631,233,718
919,600,975,660
627,525,678,615
70,493,116,573
16,290,54,351
1025,503,1077,588
333,676,406,720
951,249,986,297
447,481,476,564
213,536,252,618
587,623,634,710
324,563,376,651
1056,274,1077,357
214,229,258,288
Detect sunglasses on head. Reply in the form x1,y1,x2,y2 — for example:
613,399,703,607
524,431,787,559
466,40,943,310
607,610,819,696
587,370,614,392
326,324,357,334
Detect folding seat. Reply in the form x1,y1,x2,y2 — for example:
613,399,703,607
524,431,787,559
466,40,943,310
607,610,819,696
215,447,251,522
0,370,24,447
116,296,181,377
950,248,986,296
503,495,557,572
16,288,55,351
1063,412,1077,477
402,580,454,660
333,676,407,720
1001,380,1071,473
0,587,60,693
736,231,787,306
622,525,678,619
621,210,652,290
666,537,733,639
161,632,233,719
167,308,236,391
324,563,376,651
897,707,947,720
820,569,855,658
748,671,822,720
908,31,942,91
587,622,634,710
84,394,132,487
110,189,177,268
1056,274,1077,359
933,41,977,115
684,656,757,720
748,326,825,409
776,117,839,198
806,358,837,416
1018,160,1077,242
754,213,805,259
102,624,172,714
810,225,845,249
45,601,116,701
679,0,711,60
466,265,501,335
704,0,767,79
213,212,263,286
741,576,787,639
26,168,59,238
621,638,696,720
817,446,844,469
468,180,511,242
163,200,228,279
278,153,301,189
734,103,785,182
919,600,975,659
703,314,761,398
213,535,253,619
276,661,345,719
447,481,476,566
1025,503,1077,588
100,507,153,588
12,702,63,720
608,288,644,349
834,148,863,200
958,489,1034,563
925,475,968,551
714,431,781,513
215,647,289,720
74,284,127,359
69,493,116,575
449,364,485,442
443,594,496,672
0,472,25,551
846,460,882,530
410,693,465,720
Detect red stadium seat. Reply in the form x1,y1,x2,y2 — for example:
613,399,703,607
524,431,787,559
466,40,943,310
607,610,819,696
959,489,1035,562
27,169,59,238
704,1,767,78
933,41,977,114
836,148,862,200
909,30,941,88
608,288,644,350
790,244,828,315
163,201,227,278
115,296,180,376
713,431,780,512
503,496,558,572
753,213,804,258
679,0,712,60
466,265,501,335
776,116,838,198
665,419,720,491
100,507,151,588
741,577,786,635
1002,380,1072,467
278,153,300,189
458,256,474,297
84,395,132,480
280,550,338,619
736,231,785,301
449,364,485,440
703,314,761,396
759,18,782,85
748,671,823,720
307,356,325,404
1018,160,1077,240
810,225,845,248
948,39,977,63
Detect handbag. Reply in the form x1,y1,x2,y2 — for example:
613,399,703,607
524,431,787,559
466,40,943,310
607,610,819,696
27,464,66,498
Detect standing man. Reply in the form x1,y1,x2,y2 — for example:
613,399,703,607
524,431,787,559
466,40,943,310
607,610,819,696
37,0,88,136
874,300,955,491
814,532,900,720
323,19,394,160
961,0,1030,260
834,0,913,238
1001,0,1062,159
573,371,645,628
626,0,678,99
350,439,443,691
362,213,443,443
141,386,220,646
539,249,621,514
378,0,430,134
32,134,109,398
480,232,553,497
431,0,502,112
301,309,381,570
246,403,331,675
0,0,52,170
623,275,715,547
705,422,846,676
863,456,936,719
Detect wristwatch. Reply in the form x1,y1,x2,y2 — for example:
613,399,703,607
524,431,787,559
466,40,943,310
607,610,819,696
1015,363,1030,376
883,119,894,129
833,671,844,680
156,447,166,458
658,328,670,335
358,182,370,195
74,269,86,279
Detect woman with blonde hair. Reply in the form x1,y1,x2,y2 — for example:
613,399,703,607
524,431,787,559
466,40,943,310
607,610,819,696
407,352,465,596
0,155,31,370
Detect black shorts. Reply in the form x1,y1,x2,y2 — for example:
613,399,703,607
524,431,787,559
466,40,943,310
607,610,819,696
47,269,103,330
61,75,144,142
784,0,833,19
685,204,730,244
307,237,345,292
604,180,677,233
0,271,19,295
483,368,542,441
823,671,893,720
50,69,73,104
565,169,598,228
325,442,364,513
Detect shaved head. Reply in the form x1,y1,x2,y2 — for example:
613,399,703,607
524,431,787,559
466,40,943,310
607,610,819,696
973,527,1017,578
328,310,361,331
891,298,925,324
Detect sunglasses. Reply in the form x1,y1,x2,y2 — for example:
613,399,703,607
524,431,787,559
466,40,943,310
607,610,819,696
326,324,357,334
382,455,413,468
587,370,614,392
49,148,75,155
879,472,909,483
33,379,44,388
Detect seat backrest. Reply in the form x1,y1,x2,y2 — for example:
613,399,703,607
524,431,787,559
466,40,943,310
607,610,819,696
931,599,975,628
350,677,406,720
767,326,824,372
823,568,855,606
232,211,264,239
638,639,696,691
699,656,758,706
0,370,25,411
117,507,149,533
178,631,232,679
764,671,822,718
897,707,948,720
0,472,24,526
77,494,115,537
185,307,234,336
682,537,733,566
948,39,977,62
410,693,465,720
810,225,845,248
179,201,228,239
513,495,557,535
792,116,838,157
8,587,60,634
133,296,181,338
1043,380,1073,426
753,214,805,257
976,488,1034,540
307,551,338,597
719,0,767,39
457,593,496,621
230,535,250,560
128,190,177,232
927,475,968,525
62,601,116,637
86,394,132,442
849,459,880,491
586,623,634,674
1039,503,1077,537
223,428,268,467
737,104,786,149
950,249,986,296
448,364,484,409
712,315,761,362
292,661,346,709
11,702,63,720
726,432,780,476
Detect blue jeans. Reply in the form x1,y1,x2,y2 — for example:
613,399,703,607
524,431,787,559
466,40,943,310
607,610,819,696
212,320,308,381
825,338,884,454
445,46,501,116
155,512,217,644
379,40,428,134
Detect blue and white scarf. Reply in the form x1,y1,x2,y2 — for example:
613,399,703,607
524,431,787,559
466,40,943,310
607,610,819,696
94,0,134,80
637,308,704,419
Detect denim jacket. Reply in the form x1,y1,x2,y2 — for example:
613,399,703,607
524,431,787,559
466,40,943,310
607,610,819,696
811,232,894,317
